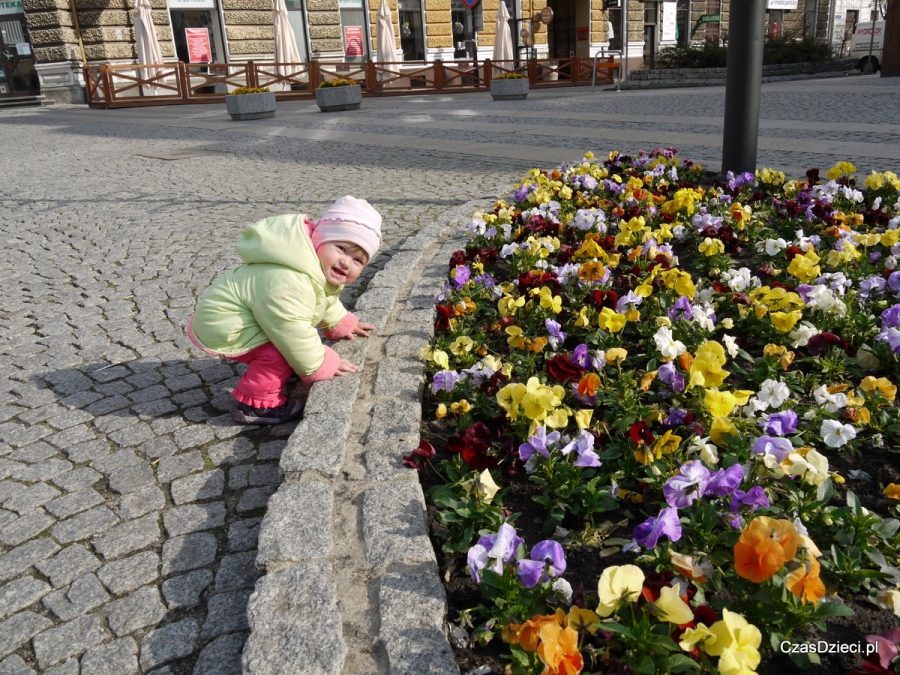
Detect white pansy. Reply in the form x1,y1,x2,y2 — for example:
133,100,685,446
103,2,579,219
764,238,788,256
820,419,857,448
690,436,719,464
722,334,739,358
692,303,716,332
757,379,790,408
743,397,769,417
788,321,819,348
500,243,519,258
720,267,760,293
468,217,487,235
787,450,829,486
551,578,573,604
813,385,848,413
673,225,688,241
653,326,686,359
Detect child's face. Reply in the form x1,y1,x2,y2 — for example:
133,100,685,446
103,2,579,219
317,241,368,285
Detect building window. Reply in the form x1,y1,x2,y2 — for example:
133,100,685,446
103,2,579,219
398,0,424,60
451,0,481,59
339,0,369,62
285,0,309,62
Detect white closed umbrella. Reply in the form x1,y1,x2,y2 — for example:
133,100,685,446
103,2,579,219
133,0,164,96
273,0,303,91
492,1,514,76
376,0,399,80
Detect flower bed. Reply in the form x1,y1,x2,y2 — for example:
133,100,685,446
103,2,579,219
408,149,900,675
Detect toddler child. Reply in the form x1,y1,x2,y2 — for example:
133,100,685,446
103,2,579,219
188,196,381,425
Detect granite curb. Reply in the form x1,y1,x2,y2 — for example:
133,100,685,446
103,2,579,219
242,198,496,674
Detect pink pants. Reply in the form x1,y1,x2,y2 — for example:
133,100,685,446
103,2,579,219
228,342,293,408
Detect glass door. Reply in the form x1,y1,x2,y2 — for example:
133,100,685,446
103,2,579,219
285,0,309,62
0,11,39,96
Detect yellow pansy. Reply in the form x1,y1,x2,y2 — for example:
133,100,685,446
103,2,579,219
826,161,856,180
598,307,627,333
597,565,645,617
770,310,802,333
655,585,694,625
853,232,881,247
538,287,562,313
450,336,474,356
450,399,472,415
460,469,500,502
573,306,591,327
436,403,447,419
679,623,714,652
709,418,738,447
574,409,593,430
699,238,725,256
883,229,900,247
506,326,526,349
498,294,525,317
786,250,821,283
704,609,762,675
605,347,628,364
860,376,897,403
704,390,737,418
688,341,729,389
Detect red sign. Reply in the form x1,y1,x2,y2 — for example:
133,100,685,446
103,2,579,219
185,27,212,63
576,26,589,41
344,25,363,57
462,0,479,8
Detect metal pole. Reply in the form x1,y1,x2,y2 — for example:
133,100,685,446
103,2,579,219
865,0,880,71
721,0,766,175
622,0,628,84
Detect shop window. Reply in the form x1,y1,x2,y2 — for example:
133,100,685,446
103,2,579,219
168,0,226,65
285,0,309,62
0,7,39,95
451,0,481,59
340,0,369,62
398,0,424,60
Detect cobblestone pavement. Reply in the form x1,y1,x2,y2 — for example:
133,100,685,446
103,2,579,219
0,73,898,674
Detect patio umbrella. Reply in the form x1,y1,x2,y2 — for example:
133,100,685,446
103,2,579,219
132,0,164,96
273,0,303,91
376,0,399,80
492,1,514,76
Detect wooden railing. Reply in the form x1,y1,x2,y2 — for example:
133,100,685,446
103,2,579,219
85,57,619,109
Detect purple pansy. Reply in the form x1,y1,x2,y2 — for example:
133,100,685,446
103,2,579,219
663,461,711,509
518,426,560,462
668,296,694,322
467,523,524,582
704,464,744,497
516,540,567,588
632,507,682,549
432,370,460,394
759,410,798,436
658,362,685,393
751,435,793,462
560,430,602,468
450,265,471,289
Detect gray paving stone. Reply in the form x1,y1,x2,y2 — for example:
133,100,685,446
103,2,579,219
11,458,73,484
79,637,139,675
227,465,251,491
90,449,141,476
0,611,53,660
51,467,103,492
0,654,34,675
280,412,351,477
139,618,199,671
373,357,425,401
242,562,345,675
51,506,120,544
0,539,61,583
378,572,457,675
248,464,281,486
114,485,165,520
62,440,109,464
214,551,260,592
200,590,252,640
107,462,156,494
94,512,161,561
0,576,52,621
170,469,225,505
256,483,333,567
156,451,205,484
0,459,24,481
35,545,101,587
0,482,24,505
108,423,155,447
365,444,420,482
192,632,245,675
385,329,432,358
172,426,215,451
227,518,261,552
0,510,55,546
162,502,226,537
7,441,55,464
41,574,111,622
362,482,436,570
97,551,160,595
44,425,97,449
41,658,79,675
161,569,213,609
207,438,255,466
105,585,167,637
362,399,422,449
302,375,361,416
161,532,218,576
139,436,178,460
32,614,107,669
256,440,285,461
45,488,105,520
236,485,277,513
3,482,61,515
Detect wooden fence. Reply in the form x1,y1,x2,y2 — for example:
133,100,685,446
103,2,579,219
85,57,619,109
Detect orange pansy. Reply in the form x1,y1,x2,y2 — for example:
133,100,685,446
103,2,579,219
503,612,563,651
578,373,601,397
734,526,787,584
786,557,826,605
537,622,584,675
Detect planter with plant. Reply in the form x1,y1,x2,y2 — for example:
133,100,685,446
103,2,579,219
225,87,275,120
315,78,362,112
490,72,529,101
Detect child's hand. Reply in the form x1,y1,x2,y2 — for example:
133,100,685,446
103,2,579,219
348,322,375,339
335,358,359,376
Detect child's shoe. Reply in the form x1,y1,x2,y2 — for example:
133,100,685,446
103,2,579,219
231,400,304,425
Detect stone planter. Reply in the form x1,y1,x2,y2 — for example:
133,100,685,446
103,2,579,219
315,84,362,112
490,77,529,101
225,92,276,120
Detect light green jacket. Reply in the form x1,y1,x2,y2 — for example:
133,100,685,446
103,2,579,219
190,214,349,377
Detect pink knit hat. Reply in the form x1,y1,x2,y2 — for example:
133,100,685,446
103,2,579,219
310,196,382,261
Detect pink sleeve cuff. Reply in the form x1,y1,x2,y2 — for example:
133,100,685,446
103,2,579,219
324,312,358,341
301,346,341,384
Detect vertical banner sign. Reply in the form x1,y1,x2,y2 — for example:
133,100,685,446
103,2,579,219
185,27,212,63
661,1,677,41
344,25,363,57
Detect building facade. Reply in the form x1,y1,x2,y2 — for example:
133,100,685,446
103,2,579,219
0,0,879,103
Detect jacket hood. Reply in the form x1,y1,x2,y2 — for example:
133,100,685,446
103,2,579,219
236,214,339,293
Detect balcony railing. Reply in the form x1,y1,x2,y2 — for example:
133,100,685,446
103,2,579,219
85,57,619,108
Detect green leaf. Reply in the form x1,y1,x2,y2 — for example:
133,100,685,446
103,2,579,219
816,478,833,503
810,601,855,619
666,653,701,672
600,623,634,638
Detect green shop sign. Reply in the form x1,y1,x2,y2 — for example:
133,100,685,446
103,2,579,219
0,0,24,14
699,13,721,23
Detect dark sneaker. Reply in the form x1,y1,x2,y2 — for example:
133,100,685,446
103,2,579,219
231,400,304,425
